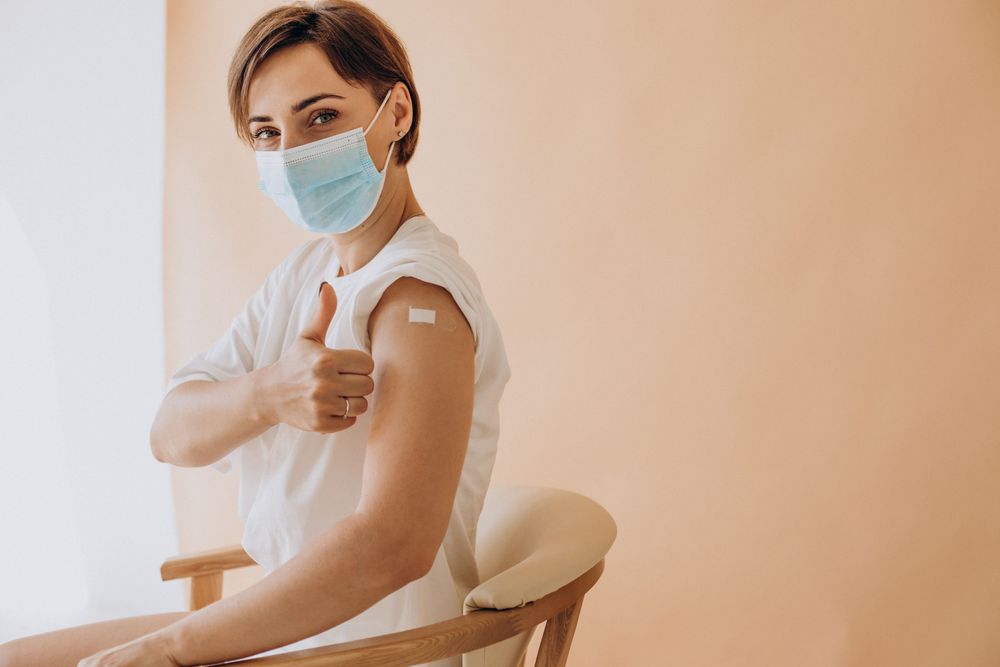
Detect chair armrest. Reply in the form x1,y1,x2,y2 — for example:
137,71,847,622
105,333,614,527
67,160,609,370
205,558,604,667
160,544,258,581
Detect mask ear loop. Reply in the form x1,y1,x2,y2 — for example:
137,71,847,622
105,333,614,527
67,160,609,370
364,88,398,174
363,88,394,136
357,138,395,226
377,140,395,174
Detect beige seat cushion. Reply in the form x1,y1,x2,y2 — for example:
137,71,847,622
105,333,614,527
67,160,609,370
462,486,617,667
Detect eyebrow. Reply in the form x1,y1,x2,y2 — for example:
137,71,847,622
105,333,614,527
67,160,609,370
248,92,345,123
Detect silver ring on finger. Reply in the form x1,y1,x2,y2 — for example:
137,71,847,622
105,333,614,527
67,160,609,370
343,396,350,419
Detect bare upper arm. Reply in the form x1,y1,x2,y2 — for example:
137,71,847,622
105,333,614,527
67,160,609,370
355,276,475,579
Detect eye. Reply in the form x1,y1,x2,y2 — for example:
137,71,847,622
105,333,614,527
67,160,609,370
311,109,340,126
250,108,339,143
252,127,278,140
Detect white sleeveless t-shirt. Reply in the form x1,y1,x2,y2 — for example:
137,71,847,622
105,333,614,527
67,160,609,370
164,215,511,665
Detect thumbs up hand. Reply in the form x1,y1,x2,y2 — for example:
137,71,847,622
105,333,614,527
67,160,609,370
255,281,375,433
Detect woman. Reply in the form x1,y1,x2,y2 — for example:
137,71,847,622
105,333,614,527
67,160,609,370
0,2,510,665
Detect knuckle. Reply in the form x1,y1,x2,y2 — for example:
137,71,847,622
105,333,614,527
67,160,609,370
309,384,333,405
318,349,336,366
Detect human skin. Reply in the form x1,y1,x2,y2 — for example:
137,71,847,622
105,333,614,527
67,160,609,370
0,41,476,666
156,265,475,666
148,40,426,468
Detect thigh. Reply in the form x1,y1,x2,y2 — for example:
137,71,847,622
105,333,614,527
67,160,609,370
0,610,192,667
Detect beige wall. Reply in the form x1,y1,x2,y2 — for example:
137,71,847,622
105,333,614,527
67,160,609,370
165,1,1000,664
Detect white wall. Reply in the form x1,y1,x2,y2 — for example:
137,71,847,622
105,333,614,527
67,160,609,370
0,0,182,640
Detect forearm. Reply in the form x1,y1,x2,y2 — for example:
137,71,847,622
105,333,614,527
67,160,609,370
149,365,276,468
153,513,420,665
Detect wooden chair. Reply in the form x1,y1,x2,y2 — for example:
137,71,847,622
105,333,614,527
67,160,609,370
160,485,617,666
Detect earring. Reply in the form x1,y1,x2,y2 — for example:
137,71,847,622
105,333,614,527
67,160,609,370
397,130,404,138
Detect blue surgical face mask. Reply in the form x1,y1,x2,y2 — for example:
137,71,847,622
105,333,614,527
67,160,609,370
255,88,395,234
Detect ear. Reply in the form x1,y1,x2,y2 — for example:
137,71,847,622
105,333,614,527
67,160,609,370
389,82,413,137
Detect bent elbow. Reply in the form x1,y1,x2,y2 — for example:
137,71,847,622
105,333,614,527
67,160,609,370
149,416,187,465
149,399,181,464
149,423,169,463
149,422,194,466
391,538,439,586
355,514,444,589
370,530,437,588
393,553,433,587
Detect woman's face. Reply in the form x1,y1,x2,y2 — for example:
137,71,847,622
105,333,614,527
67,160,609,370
246,42,400,166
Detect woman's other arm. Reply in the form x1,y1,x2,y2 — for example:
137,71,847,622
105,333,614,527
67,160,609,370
148,257,286,468
148,276,475,664
148,371,274,468
150,282,375,468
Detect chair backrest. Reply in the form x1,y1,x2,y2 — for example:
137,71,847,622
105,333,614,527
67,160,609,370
462,485,617,667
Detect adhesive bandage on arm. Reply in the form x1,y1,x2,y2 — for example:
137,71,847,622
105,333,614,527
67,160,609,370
408,306,436,325
408,305,460,332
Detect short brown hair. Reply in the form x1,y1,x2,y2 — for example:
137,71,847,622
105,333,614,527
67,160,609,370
227,0,420,165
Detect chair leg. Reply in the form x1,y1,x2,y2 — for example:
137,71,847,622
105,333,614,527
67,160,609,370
534,597,584,667
189,572,223,610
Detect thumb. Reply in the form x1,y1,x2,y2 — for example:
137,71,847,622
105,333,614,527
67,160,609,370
300,281,338,344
